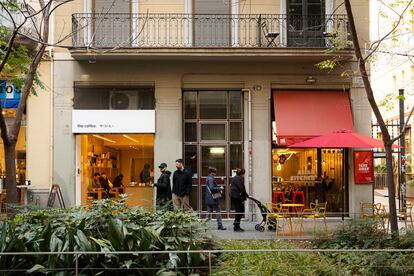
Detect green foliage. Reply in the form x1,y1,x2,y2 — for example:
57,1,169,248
313,220,414,275
0,197,218,275
0,25,43,96
213,240,336,276
315,59,340,72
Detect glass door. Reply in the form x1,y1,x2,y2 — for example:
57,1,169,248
200,145,227,213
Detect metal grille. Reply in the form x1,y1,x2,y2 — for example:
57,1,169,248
71,13,349,49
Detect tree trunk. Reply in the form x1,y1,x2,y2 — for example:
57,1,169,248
385,144,398,233
4,141,18,205
344,0,399,234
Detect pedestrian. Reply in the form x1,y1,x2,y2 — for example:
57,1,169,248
99,172,113,197
230,168,248,232
154,162,172,209
205,167,226,230
113,174,124,194
172,158,193,211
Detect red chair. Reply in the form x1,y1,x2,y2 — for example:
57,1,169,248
292,191,305,205
272,192,285,204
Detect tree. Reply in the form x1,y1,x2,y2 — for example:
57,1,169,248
343,0,414,234
0,0,72,206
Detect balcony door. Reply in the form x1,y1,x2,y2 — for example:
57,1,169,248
93,0,132,47
287,0,325,47
193,0,230,47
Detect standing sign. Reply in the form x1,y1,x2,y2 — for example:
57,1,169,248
47,184,66,208
354,151,374,184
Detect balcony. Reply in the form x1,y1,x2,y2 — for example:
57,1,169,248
70,13,352,60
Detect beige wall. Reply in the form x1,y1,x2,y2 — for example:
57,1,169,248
27,61,52,190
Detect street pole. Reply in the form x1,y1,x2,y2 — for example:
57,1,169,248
399,88,406,209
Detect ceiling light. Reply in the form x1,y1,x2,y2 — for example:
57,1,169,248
210,147,225,154
93,135,116,143
123,134,139,143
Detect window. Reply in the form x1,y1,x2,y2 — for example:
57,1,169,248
73,86,154,110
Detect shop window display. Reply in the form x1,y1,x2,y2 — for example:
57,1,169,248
272,148,345,214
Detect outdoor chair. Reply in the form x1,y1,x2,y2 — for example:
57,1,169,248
302,202,327,233
361,202,389,231
265,202,292,237
397,202,413,228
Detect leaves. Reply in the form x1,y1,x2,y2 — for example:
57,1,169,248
0,198,216,275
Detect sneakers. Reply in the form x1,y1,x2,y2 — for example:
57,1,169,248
218,226,227,230
234,228,245,232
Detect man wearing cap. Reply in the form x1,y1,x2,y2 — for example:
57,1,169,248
154,162,172,208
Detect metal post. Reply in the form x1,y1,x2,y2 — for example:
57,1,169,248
338,252,342,276
208,251,212,275
75,253,79,276
399,88,407,209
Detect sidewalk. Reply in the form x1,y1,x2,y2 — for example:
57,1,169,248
207,218,349,240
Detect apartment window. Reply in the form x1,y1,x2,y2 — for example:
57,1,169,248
287,0,326,47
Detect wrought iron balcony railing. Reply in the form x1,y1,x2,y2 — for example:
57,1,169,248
71,13,350,49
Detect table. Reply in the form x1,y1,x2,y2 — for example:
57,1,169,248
281,203,305,233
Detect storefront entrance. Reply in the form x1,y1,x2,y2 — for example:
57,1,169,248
77,134,154,208
183,90,244,216
271,148,348,214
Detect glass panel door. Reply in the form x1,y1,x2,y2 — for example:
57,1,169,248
200,145,227,212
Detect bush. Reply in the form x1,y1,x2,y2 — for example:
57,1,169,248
213,240,337,276
313,220,414,275
0,197,219,275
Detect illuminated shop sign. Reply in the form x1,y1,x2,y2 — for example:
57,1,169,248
0,80,21,108
72,110,155,133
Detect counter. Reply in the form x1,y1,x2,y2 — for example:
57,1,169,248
124,185,154,209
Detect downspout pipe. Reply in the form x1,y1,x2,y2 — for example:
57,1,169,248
242,88,253,220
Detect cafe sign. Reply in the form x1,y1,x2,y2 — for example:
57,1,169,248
354,151,374,184
72,110,155,133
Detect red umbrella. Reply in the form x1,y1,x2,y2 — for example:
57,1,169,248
288,129,400,148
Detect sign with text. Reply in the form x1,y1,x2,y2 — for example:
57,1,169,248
0,80,21,108
354,151,374,184
72,110,155,133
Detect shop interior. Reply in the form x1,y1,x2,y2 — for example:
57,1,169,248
79,134,154,208
271,148,346,214
0,125,26,185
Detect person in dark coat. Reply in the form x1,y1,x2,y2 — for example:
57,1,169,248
205,167,226,230
112,174,124,194
172,158,193,211
230,168,248,232
99,172,113,198
154,162,172,209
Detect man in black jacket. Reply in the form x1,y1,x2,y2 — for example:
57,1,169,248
172,158,193,211
230,168,248,231
154,163,172,209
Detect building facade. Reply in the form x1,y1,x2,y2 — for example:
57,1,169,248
370,1,414,199
25,0,372,217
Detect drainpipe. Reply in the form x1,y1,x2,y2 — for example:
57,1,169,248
242,89,253,220
49,1,55,190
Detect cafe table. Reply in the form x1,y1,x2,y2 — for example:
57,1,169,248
280,203,305,233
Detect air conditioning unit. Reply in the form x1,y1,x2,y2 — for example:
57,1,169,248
109,91,138,110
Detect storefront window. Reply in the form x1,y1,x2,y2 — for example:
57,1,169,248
199,91,227,119
184,145,198,178
229,91,242,119
201,123,226,141
230,122,242,141
184,92,197,119
271,148,344,213
185,122,197,142
201,146,226,176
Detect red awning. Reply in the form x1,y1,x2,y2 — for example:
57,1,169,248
273,91,354,146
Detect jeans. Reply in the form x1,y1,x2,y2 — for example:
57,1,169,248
207,204,223,228
232,198,245,229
